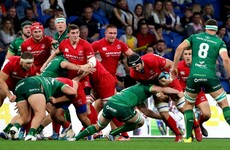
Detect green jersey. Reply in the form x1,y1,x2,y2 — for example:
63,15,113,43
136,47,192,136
8,37,24,56
15,76,66,102
186,32,227,78
54,29,68,43
110,83,153,107
40,55,68,77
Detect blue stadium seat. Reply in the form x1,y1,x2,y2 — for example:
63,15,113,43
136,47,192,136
220,79,230,93
99,28,106,39
67,16,79,24
162,32,173,48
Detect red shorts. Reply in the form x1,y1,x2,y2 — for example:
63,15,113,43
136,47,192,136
195,91,208,106
93,73,116,99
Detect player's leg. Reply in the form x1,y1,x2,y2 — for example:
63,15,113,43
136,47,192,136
0,89,6,107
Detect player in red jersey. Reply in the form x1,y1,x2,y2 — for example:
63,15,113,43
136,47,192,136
0,52,37,139
127,53,202,142
177,48,210,137
91,24,134,140
0,51,36,106
21,22,54,74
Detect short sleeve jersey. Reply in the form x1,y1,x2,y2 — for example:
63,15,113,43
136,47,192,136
130,53,167,83
177,60,190,91
1,56,37,91
59,38,94,65
8,37,24,56
40,55,68,77
186,32,227,78
110,83,152,107
21,36,53,72
91,38,129,75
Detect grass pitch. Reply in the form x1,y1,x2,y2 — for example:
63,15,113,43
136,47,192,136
0,138,229,150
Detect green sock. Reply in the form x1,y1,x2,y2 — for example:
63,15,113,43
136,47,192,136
75,126,97,140
223,107,230,124
3,123,13,133
36,125,44,134
28,128,37,136
184,110,194,139
13,123,21,130
110,123,137,136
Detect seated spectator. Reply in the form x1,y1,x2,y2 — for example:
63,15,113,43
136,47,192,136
119,25,137,50
217,25,230,56
0,39,6,68
41,0,66,17
180,7,193,29
151,0,165,27
186,12,204,37
110,0,133,29
72,6,100,42
19,7,37,24
51,5,65,18
91,0,109,27
154,39,171,60
142,2,156,26
4,0,31,20
133,3,145,31
163,0,184,34
4,6,20,34
127,0,143,13
44,16,56,38
99,0,114,19
203,4,214,21
135,22,157,54
79,25,93,43
0,18,16,50
145,44,154,54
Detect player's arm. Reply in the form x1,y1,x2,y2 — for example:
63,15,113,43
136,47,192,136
5,51,14,59
137,103,162,119
0,71,15,102
220,51,230,77
172,40,189,76
150,85,180,95
40,51,60,72
124,48,134,56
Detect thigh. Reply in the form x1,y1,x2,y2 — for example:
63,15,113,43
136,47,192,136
28,94,46,113
17,100,31,118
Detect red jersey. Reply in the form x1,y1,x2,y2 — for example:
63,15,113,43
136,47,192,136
59,38,94,65
130,53,167,83
56,77,86,106
1,56,37,91
91,38,129,75
90,60,109,83
21,36,53,73
177,60,190,91
136,33,156,48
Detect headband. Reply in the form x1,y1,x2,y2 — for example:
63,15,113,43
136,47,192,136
20,58,34,63
55,18,66,24
205,25,218,31
127,54,142,67
21,21,32,28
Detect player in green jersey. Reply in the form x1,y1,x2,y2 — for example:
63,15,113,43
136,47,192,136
172,19,230,143
67,83,180,141
8,76,76,141
6,21,32,58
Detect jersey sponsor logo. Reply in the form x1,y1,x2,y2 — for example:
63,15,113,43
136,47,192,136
106,105,117,113
64,48,69,53
194,78,208,83
15,81,25,91
195,61,207,69
116,44,121,49
41,44,45,49
102,47,107,51
105,51,121,57
12,72,17,75
213,84,221,90
180,71,185,75
29,88,40,92
27,46,32,51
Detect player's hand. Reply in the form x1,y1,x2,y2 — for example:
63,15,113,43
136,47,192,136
170,67,178,79
158,78,172,87
8,95,16,103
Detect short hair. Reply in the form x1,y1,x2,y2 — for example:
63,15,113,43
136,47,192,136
205,19,218,26
106,24,117,30
21,51,34,59
68,24,79,32
157,39,166,44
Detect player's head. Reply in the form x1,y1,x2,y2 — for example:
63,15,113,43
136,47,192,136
31,22,44,41
205,19,218,32
105,24,117,43
21,20,32,38
55,14,67,34
20,51,34,70
182,48,192,66
68,24,80,42
127,53,143,72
